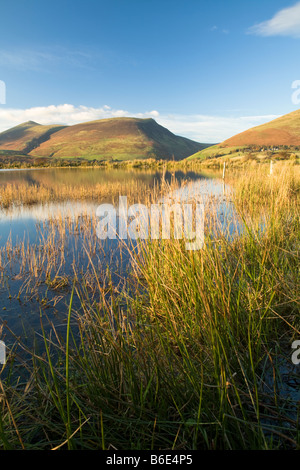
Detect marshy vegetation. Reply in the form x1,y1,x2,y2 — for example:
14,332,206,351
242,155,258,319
0,179,151,209
0,162,299,450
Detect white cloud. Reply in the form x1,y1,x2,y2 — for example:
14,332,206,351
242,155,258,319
0,103,280,143
248,2,300,37
0,104,160,131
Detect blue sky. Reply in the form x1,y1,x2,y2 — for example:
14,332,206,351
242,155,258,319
0,0,300,142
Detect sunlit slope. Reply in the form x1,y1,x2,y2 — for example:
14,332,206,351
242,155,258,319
188,109,300,160
29,117,207,160
220,109,300,147
0,121,67,153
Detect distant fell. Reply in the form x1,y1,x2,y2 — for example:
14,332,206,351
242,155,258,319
26,117,208,160
220,109,300,147
187,109,300,160
0,121,67,153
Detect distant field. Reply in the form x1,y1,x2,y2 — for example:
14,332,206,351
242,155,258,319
187,145,246,160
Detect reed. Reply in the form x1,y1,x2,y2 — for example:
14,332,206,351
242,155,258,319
0,179,153,209
0,164,299,450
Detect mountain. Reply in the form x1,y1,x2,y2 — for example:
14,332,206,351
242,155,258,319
28,118,207,160
0,121,67,153
187,108,300,160
0,118,210,161
221,109,300,147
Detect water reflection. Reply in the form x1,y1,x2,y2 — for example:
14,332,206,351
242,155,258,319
0,167,225,245
0,167,230,348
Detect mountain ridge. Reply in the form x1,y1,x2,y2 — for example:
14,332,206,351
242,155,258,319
0,117,210,161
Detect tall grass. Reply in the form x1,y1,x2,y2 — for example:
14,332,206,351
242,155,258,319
0,162,299,449
0,179,153,209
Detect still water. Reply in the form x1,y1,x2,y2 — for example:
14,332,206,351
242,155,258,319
0,167,298,420
0,167,231,347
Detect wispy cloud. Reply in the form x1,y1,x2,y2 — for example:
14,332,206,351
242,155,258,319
210,25,230,34
248,2,300,37
0,104,280,143
0,47,97,71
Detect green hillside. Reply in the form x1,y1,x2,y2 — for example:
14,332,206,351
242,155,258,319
28,117,208,161
0,118,210,161
188,108,300,161
187,145,247,161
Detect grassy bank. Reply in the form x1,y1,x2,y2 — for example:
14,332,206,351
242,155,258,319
0,163,299,450
0,149,299,171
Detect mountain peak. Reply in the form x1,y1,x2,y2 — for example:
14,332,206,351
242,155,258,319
24,120,40,126
0,121,67,152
